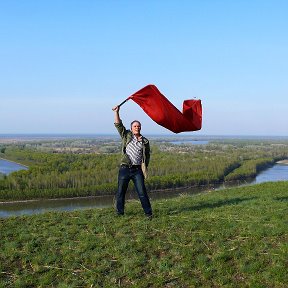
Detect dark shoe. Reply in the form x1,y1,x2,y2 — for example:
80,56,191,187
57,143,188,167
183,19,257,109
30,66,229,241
116,212,124,216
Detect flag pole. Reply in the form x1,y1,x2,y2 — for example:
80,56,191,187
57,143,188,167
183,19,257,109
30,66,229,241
118,97,130,107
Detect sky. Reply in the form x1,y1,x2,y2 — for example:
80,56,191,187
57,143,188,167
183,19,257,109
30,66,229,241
0,0,287,136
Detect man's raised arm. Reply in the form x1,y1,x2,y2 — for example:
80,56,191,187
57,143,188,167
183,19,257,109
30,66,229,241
112,105,121,124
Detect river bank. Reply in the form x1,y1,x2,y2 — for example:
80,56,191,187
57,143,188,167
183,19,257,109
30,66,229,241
2,161,288,217
0,183,220,218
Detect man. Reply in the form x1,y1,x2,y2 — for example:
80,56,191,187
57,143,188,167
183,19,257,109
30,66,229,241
112,105,152,219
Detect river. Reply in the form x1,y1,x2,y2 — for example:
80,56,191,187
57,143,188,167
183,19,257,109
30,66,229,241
252,163,288,184
0,158,28,175
0,163,288,218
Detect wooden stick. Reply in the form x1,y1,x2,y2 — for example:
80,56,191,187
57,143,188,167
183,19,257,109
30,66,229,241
118,98,129,107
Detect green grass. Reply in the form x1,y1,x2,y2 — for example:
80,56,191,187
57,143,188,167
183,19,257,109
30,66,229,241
1,182,287,287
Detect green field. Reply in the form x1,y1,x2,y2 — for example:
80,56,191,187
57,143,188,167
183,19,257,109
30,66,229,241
1,181,287,287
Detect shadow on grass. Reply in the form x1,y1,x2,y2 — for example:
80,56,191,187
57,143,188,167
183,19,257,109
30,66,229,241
167,197,258,215
274,196,288,202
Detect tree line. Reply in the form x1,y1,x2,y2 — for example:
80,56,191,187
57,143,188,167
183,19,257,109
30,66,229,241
0,141,287,201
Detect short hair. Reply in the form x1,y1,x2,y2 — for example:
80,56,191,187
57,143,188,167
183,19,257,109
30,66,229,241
130,120,141,128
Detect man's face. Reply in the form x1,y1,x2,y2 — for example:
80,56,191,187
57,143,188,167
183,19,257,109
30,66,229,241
131,121,141,136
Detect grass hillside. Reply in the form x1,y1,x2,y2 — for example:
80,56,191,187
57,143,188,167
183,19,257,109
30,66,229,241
1,182,287,287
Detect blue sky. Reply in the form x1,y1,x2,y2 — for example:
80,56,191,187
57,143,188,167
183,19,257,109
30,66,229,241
0,0,287,136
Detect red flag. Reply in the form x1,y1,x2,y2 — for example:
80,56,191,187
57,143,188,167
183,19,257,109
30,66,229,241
128,84,202,133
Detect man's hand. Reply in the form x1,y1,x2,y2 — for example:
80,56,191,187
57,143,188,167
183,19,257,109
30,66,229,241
112,106,120,112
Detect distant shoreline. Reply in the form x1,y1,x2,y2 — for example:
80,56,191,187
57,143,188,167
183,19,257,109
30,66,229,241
1,134,288,142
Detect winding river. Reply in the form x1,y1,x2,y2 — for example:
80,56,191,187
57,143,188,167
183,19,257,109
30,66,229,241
0,160,288,218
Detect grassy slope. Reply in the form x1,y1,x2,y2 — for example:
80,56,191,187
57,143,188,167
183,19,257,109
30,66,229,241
0,182,287,288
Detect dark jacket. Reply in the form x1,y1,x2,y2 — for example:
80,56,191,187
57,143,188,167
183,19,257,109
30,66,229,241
115,121,150,167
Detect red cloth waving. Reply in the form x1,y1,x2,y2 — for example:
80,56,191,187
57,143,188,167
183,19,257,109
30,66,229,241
128,85,202,133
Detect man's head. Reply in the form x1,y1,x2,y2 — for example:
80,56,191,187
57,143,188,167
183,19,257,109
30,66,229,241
131,120,141,136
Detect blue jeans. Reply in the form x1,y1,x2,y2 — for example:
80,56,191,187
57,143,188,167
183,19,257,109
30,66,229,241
116,165,152,215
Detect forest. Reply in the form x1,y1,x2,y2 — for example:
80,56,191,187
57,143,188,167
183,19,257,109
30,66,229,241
0,137,288,201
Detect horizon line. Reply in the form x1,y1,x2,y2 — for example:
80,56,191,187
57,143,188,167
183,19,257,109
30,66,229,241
0,133,287,138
